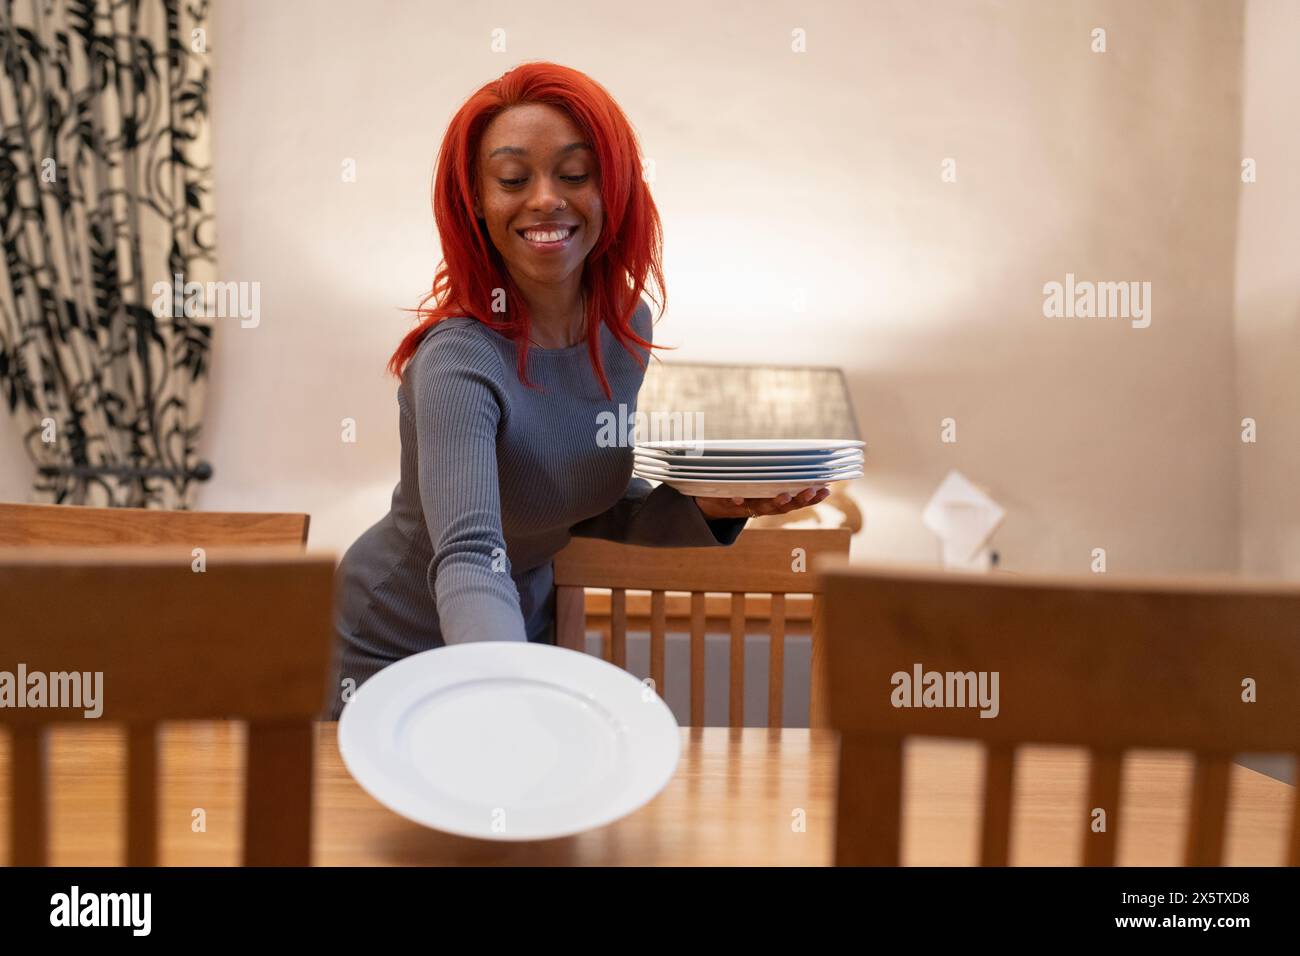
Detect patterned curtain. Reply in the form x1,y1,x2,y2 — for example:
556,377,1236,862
0,0,214,509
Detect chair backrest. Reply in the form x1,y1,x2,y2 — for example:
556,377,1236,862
552,527,851,727
0,501,310,547
0,546,334,866
818,557,1300,866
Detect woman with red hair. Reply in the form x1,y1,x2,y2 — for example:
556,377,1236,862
325,62,826,719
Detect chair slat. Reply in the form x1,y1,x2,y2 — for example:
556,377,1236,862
1083,749,1123,866
835,734,902,866
610,588,627,668
809,592,829,728
979,743,1016,866
126,724,158,866
10,726,47,866
649,590,666,697
554,585,586,651
690,592,706,727
1185,754,1231,866
767,593,786,728
1290,752,1300,867
244,721,314,866
729,593,745,728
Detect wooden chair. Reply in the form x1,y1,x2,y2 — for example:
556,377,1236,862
0,546,335,866
551,527,851,727
0,501,310,548
818,558,1300,866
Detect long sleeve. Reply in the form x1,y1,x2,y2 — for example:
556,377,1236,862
564,297,748,548
569,473,748,546
410,328,528,644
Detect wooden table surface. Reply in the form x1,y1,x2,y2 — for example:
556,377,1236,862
1,722,1292,866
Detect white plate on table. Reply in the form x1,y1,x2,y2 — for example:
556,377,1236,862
637,438,864,457
643,469,864,498
338,643,680,841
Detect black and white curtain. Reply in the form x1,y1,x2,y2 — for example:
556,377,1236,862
0,0,215,508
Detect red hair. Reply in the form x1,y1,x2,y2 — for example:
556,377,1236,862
388,61,669,399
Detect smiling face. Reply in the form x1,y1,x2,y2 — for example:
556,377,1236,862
474,103,603,289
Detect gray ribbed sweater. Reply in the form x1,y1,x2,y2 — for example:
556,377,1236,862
324,299,747,719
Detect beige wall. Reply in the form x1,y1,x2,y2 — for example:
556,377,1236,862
0,0,1278,579
1234,0,1300,577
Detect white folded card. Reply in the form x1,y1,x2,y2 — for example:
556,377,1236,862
921,470,1005,567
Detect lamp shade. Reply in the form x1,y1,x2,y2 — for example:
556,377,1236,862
634,361,860,442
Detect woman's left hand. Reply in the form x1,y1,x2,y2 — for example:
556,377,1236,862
695,486,831,520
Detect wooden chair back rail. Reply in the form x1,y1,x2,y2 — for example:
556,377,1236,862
553,528,851,729
584,615,812,637
0,546,332,867
820,558,1300,867
0,502,310,548
583,591,815,634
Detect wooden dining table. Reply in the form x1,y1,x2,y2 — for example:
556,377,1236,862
1,722,1292,866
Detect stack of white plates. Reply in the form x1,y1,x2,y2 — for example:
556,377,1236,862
634,438,865,498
